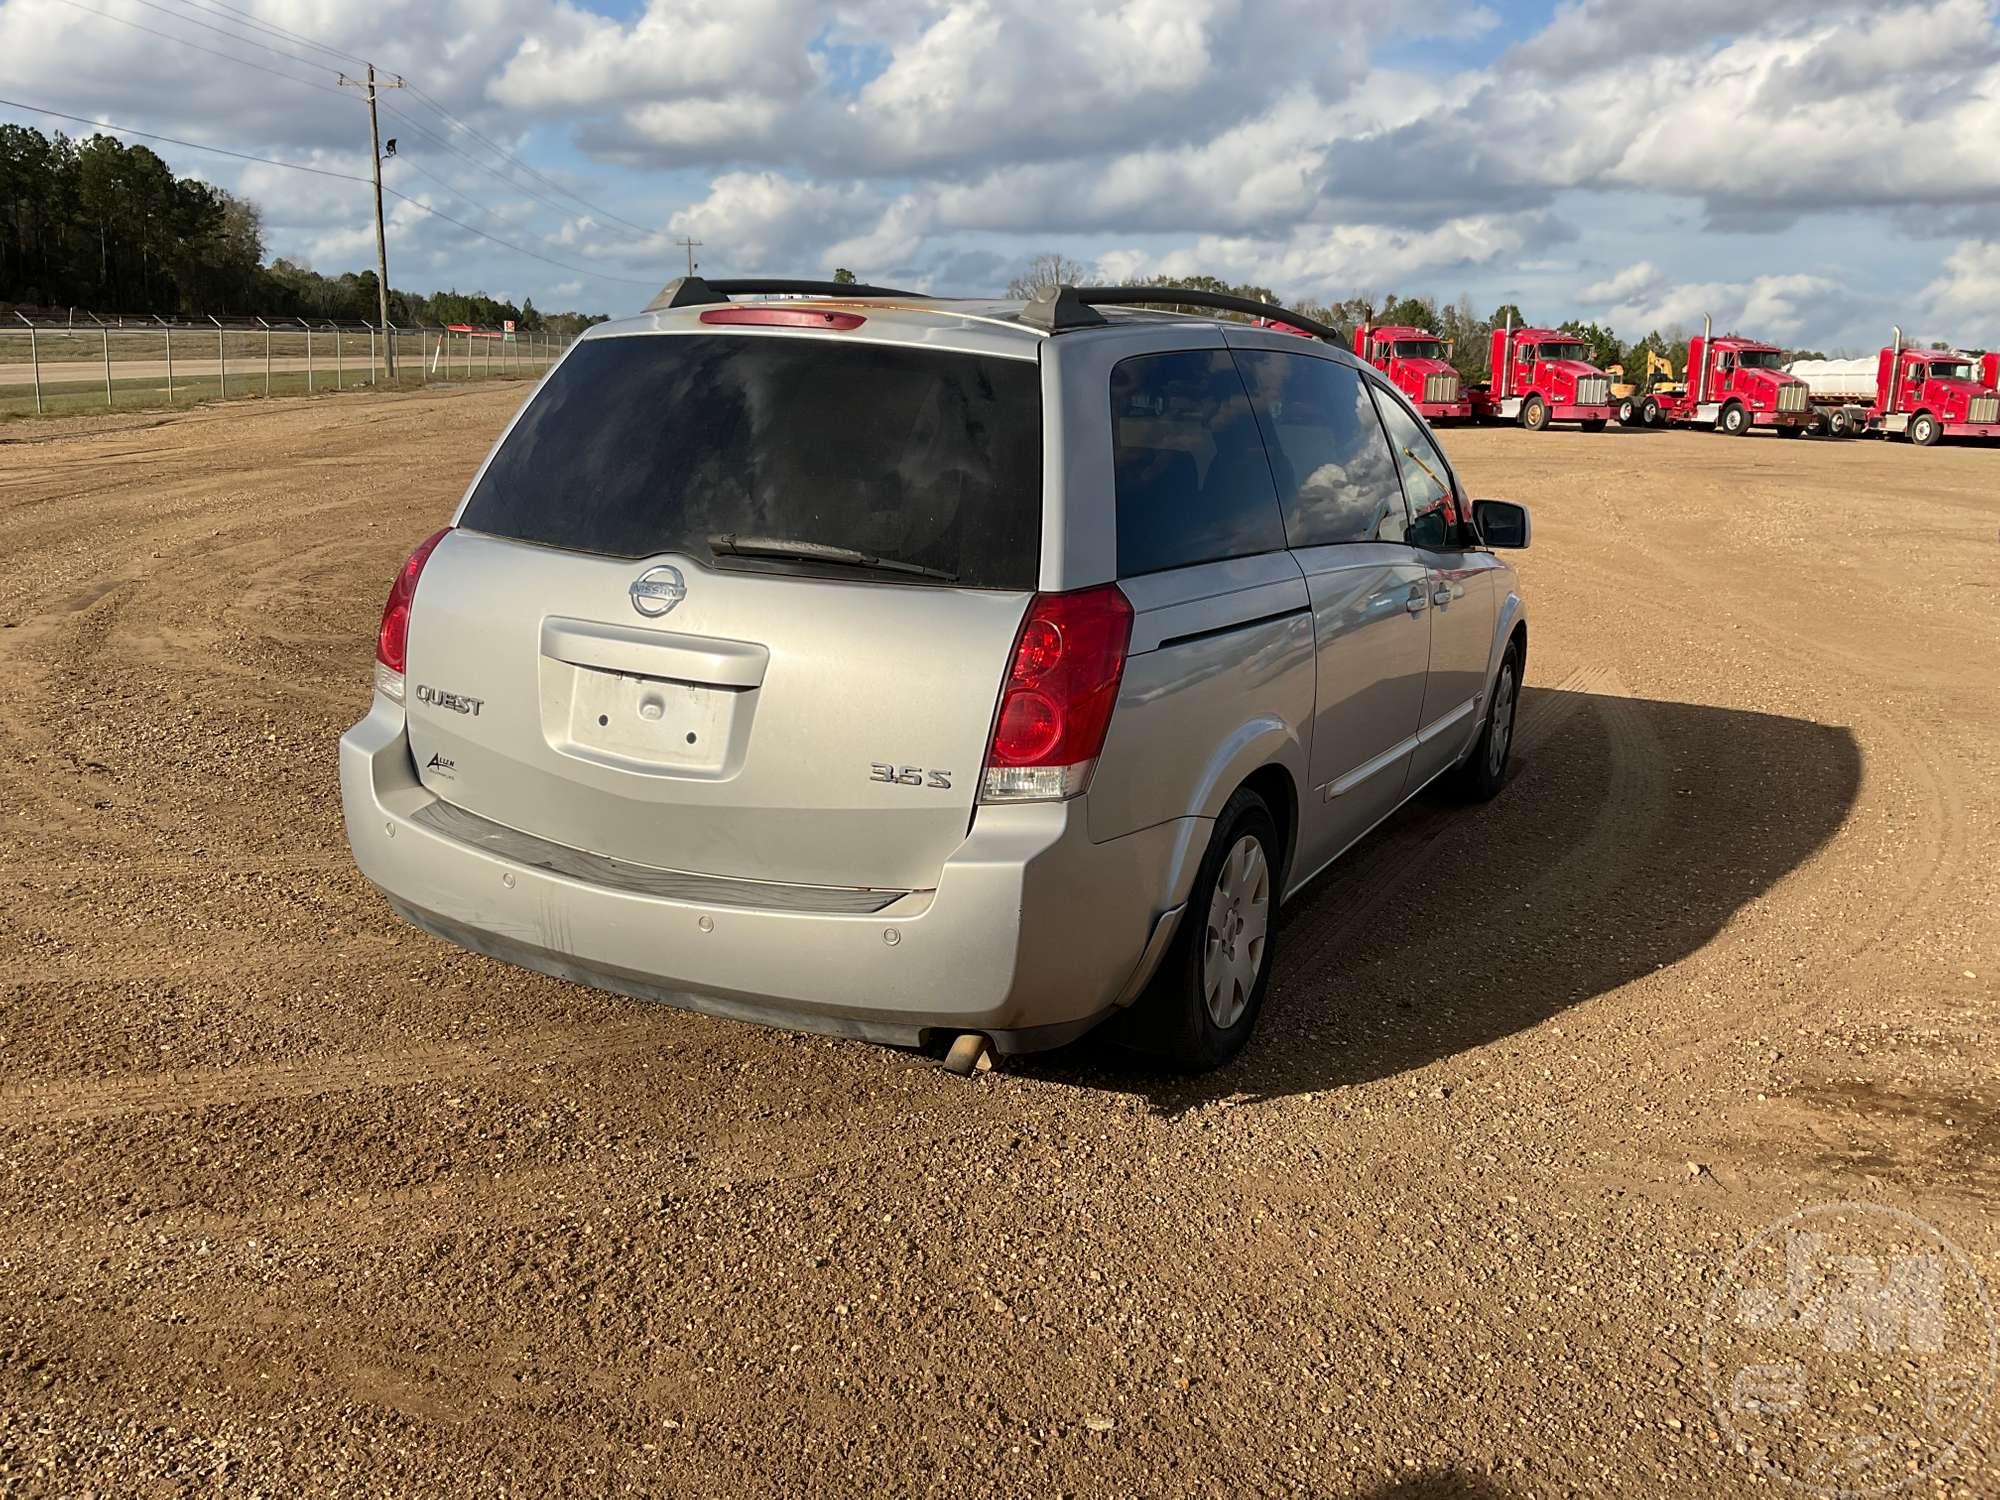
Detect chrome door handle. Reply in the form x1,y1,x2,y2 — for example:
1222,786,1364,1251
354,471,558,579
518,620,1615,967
1431,586,1454,606
1405,593,1429,614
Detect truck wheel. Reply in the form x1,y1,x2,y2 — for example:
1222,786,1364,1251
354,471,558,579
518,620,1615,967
1124,787,1279,1072
1828,408,1851,438
1617,397,1638,425
1910,412,1941,447
1579,418,1608,433
1776,425,1803,439
1641,396,1662,426
1720,402,1751,436
1520,395,1549,432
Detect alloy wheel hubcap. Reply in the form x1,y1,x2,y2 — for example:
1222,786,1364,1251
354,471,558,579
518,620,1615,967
1203,834,1271,1030
1489,664,1517,777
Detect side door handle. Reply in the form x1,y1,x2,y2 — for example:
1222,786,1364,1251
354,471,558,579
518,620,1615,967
1431,585,1454,606
1405,588,1429,614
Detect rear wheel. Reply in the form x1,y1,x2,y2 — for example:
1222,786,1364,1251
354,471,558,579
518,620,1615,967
1617,397,1638,425
1521,395,1550,432
1126,788,1279,1072
1720,402,1751,436
1452,641,1521,803
1910,412,1942,447
1641,395,1662,426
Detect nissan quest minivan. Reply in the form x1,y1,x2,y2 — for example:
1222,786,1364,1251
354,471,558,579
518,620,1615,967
340,279,1531,1073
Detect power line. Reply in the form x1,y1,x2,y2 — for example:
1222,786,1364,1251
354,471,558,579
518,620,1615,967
151,0,655,237
377,100,634,230
402,84,656,237
45,0,354,101
0,95,658,287
166,0,370,69
113,0,344,75
116,0,661,241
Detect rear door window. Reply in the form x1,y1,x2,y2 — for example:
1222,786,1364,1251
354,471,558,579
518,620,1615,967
458,333,1043,590
1232,349,1410,546
1108,350,1287,577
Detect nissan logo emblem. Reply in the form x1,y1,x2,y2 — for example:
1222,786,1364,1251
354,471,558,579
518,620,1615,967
629,564,687,618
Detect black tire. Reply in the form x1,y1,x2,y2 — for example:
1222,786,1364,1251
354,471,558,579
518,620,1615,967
1641,395,1662,427
1125,787,1280,1072
1521,395,1550,432
1776,424,1804,439
1579,418,1608,433
1617,397,1638,425
1720,402,1751,436
1910,412,1942,447
1452,640,1521,803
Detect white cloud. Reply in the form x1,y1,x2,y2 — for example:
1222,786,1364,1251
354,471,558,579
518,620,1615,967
1578,262,1663,304
1598,273,1841,340
1922,240,2000,343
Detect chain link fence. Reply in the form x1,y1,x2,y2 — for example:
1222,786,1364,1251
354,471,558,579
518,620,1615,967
0,312,576,419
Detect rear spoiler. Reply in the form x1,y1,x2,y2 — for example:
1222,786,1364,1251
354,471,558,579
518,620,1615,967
645,277,928,312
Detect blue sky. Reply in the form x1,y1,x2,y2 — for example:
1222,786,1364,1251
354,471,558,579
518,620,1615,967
1,0,1997,349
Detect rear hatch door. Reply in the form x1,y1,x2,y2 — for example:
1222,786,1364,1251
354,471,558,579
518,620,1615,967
402,323,1044,894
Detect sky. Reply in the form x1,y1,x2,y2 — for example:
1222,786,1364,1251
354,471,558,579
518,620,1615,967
2,0,1998,350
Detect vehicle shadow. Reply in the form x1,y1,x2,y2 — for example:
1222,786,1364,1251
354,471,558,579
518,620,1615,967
1027,688,1862,1111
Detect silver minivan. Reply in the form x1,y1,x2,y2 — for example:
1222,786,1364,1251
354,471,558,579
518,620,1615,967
340,280,1530,1072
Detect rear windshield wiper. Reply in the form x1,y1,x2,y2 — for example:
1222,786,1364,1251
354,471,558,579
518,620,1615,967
707,534,959,582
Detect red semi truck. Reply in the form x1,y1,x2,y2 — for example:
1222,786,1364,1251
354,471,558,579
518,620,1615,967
1636,316,1813,435
1788,330,2000,445
1467,318,1614,431
1350,323,1471,421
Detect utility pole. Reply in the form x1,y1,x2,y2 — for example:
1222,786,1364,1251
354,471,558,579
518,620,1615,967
675,236,702,276
342,64,405,378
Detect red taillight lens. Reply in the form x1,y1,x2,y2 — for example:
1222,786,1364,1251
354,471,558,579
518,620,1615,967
981,585,1133,802
375,528,450,678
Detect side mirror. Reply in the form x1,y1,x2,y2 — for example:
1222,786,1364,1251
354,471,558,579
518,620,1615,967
1473,499,1531,549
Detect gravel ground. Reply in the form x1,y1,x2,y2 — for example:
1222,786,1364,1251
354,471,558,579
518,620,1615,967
0,387,1994,1497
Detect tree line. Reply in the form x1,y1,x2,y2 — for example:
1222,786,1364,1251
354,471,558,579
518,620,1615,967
0,125,607,332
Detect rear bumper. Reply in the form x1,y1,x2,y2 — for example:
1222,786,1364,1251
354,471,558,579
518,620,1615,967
339,698,1200,1054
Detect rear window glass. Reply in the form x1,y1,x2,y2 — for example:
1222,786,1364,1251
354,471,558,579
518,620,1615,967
459,333,1043,589
1108,350,1287,577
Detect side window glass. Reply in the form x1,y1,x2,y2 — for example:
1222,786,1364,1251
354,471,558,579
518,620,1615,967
1372,388,1460,551
1232,349,1409,546
1108,350,1287,577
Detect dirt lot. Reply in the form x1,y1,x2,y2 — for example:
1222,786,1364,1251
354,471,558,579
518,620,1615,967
0,387,1994,1497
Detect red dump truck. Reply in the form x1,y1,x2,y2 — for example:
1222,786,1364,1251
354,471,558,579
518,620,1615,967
1467,318,1613,431
1637,316,1812,436
1787,330,2000,445
1351,323,1471,421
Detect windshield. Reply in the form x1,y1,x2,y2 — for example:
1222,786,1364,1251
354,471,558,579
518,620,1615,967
1391,339,1443,359
1927,360,1975,382
1534,342,1589,364
459,333,1043,589
1735,349,1785,370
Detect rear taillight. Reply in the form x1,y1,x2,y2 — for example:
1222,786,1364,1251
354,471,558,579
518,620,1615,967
373,527,450,702
980,584,1134,803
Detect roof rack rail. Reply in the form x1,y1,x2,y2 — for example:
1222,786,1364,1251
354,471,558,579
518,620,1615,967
644,276,930,313
1018,284,1342,342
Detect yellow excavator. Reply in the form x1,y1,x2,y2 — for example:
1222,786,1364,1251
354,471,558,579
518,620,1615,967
1608,350,1686,426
